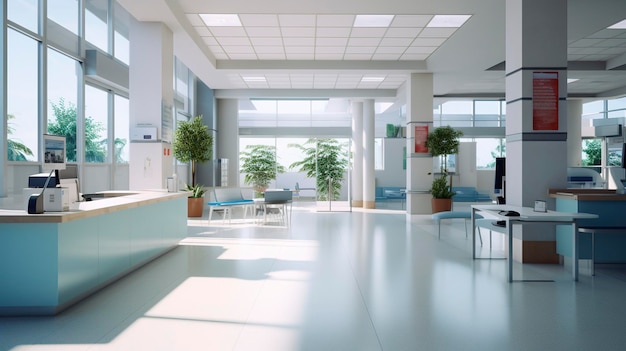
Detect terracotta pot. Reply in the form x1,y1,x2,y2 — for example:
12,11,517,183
187,197,204,217
431,198,453,213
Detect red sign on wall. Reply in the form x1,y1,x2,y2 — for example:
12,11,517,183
532,72,559,131
414,125,429,153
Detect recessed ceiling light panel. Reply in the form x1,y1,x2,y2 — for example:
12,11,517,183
242,76,267,82
608,19,626,29
427,15,471,28
354,15,394,28
199,14,242,27
567,78,579,84
361,76,386,82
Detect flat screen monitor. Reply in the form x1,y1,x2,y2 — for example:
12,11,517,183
622,143,626,168
494,157,506,193
42,134,66,172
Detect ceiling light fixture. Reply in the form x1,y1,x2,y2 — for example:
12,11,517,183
242,76,267,82
608,19,626,29
361,76,385,82
199,14,242,27
354,15,394,27
426,15,471,28
567,78,579,84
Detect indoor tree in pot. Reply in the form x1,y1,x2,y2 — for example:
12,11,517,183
173,116,213,217
425,125,463,213
240,144,285,196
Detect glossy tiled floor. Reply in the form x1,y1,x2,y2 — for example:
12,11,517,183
3,202,626,351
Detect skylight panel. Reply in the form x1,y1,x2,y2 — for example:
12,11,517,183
199,14,242,27
354,15,394,28
426,15,471,28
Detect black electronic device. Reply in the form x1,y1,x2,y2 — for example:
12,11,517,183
494,157,506,194
499,210,520,217
28,171,59,188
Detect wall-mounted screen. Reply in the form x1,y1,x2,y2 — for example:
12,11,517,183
42,134,66,172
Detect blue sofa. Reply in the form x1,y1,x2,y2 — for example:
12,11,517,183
451,187,492,202
375,187,406,201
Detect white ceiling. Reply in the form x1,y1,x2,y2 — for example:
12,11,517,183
118,0,626,102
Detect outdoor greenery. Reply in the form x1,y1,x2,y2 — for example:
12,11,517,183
240,144,285,192
8,100,127,163
7,114,33,161
289,138,349,201
48,98,107,162
425,126,463,199
582,139,602,166
173,116,213,190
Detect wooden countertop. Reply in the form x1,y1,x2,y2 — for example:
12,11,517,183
548,189,626,201
0,190,190,224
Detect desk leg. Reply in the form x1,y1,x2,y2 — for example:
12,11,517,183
572,222,579,281
471,208,476,259
508,219,513,283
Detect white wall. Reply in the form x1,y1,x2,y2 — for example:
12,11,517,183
375,138,406,187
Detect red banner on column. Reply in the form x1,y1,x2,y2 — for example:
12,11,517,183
414,125,429,153
532,72,559,131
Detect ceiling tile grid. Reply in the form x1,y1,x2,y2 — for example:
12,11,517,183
186,13,463,65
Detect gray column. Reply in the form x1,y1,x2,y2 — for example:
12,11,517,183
567,99,583,167
351,101,363,207
128,22,174,190
505,0,568,263
0,0,6,196
363,99,375,209
406,73,434,214
216,99,239,187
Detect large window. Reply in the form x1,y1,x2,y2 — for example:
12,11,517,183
7,28,39,162
47,0,79,35
86,0,109,52
47,49,80,162
239,99,351,128
84,85,109,162
114,1,130,64
8,0,39,33
474,100,503,127
476,138,505,169
114,95,130,163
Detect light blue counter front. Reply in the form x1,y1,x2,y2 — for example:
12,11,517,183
0,191,188,315
554,192,626,263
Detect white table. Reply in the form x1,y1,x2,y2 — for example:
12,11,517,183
471,204,598,282
253,198,292,225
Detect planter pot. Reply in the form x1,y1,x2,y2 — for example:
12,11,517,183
187,197,204,217
431,198,453,213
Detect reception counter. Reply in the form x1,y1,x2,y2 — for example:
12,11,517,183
549,189,626,264
0,190,188,316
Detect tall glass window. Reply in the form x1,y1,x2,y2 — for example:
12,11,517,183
8,0,39,34
7,28,39,162
113,1,130,64
114,95,130,163
476,138,505,169
47,49,79,162
86,0,109,52
84,85,109,162
47,0,79,35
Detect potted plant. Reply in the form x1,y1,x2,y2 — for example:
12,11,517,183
240,144,285,196
173,116,213,217
425,126,463,213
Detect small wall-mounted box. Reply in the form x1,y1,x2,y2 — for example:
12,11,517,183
131,127,157,141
